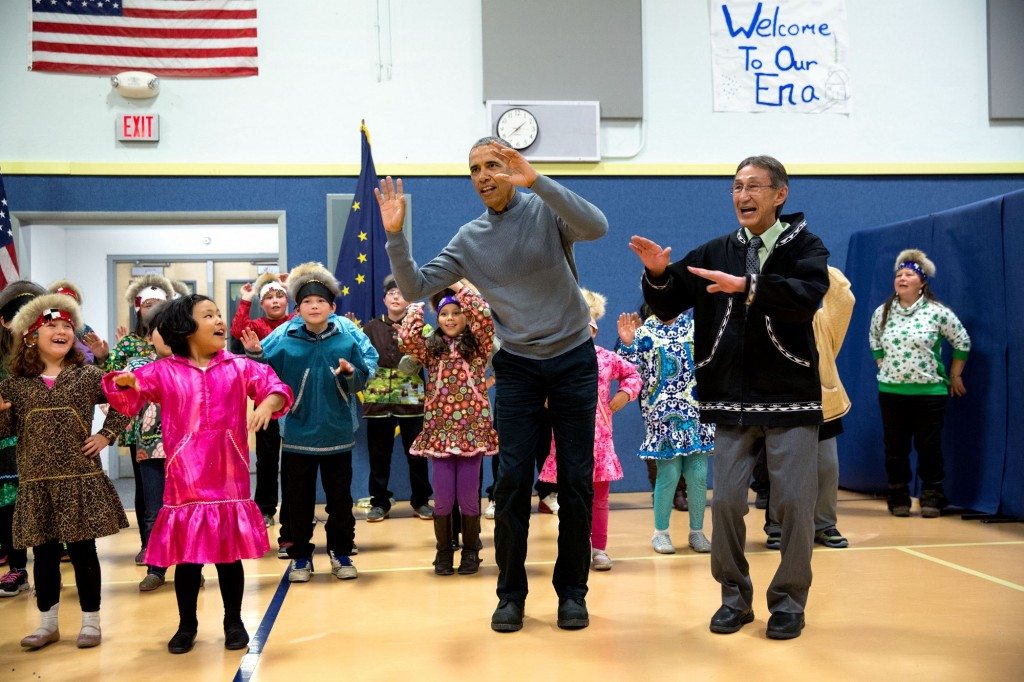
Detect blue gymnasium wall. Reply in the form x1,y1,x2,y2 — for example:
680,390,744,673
8,173,1024,500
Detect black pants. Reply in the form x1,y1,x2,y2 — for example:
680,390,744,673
366,416,432,511
254,419,282,517
282,451,355,558
482,406,555,502
174,561,244,632
492,340,597,603
34,539,100,612
130,445,146,548
0,504,28,569
878,392,948,490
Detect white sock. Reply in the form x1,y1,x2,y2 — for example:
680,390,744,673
37,604,59,635
82,611,101,633
653,529,669,539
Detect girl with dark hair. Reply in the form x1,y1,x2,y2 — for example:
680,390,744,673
869,249,970,517
399,280,498,576
0,293,130,650
104,294,293,654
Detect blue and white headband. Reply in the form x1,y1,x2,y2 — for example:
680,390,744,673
896,261,928,281
436,295,459,312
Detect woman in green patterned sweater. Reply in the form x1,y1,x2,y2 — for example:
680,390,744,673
869,249,970,518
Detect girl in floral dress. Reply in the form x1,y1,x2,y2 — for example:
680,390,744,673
399,281,498,576
539,289,642,571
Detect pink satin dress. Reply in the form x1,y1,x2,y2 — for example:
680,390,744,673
104,350,292,566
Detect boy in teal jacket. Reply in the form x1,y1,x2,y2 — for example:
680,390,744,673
242,262,369,583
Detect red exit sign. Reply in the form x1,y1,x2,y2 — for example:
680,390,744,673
116,113,160,142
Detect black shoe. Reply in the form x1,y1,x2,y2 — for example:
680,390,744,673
766,611,805,640
490,599,525,632
224,622,249,650
754,490,769,510
765,532,781,550
709,605,754,634
556,597,589,630
167,630,197,654
920,489,947,518
888,486,911,517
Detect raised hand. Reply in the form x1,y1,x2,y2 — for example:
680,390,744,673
240,329,263,354
374,176,406,233
617,312,642,345
490,143,538,188
687,266,747,294
115,325,128,342
335,358,354,376
112,372,137,389
240,282,255,302
83,331,110,361
629,236,673,278
81,433,111,458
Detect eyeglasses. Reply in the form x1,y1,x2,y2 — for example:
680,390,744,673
731,183,774,196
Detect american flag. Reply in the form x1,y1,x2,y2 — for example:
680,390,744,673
31,0,258,77
0,172,22,290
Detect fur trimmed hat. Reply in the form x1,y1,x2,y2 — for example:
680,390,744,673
253,271,287,300
48,279,84,304
894,249,936,280
0,280,46,323
124,274,174,311
580,288,607,322
10,292,83,339
170,280,191,299
287,262,340,302
382,274,399,293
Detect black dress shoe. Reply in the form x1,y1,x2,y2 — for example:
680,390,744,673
766,611,805,640
224,622,250,650
556,597,589,630
490,599,525,632
709,605,754,634
167,630,197,654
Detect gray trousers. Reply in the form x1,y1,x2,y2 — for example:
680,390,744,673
765,436,839,534
710,424,817,614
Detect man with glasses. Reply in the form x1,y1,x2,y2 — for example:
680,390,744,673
629,155,829,640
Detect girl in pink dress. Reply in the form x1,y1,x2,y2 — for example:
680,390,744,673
104,294,292,655
539,289,641,571
399,281,498,576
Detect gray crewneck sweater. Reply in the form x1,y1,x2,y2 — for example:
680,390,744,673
385,174,608,360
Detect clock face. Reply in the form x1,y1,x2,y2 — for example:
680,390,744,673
496,107,539,150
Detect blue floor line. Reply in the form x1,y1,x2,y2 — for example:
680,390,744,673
233,567,291,682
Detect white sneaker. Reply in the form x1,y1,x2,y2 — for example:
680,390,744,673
651,532,676,554
287,557,313,582
484,501,496,520
688,530,712,553
591,549,613,571
329,551,358,580
539,493,559,515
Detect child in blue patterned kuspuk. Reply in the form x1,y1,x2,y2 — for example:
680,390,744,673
617,305,714,554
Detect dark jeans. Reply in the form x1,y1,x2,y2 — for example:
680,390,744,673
254,418,282,517
0,504,28,570
492,340,597,603
139,458,167,575
366,415,432,510
483,406,556,502
34,539,101,612
879,392,949,490
174,561,244,632
282,451,355,558
130,445,146,548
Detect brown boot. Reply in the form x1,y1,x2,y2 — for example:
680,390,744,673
433,515,455,575
457,515,482,575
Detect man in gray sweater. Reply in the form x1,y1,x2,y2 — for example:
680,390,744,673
376,138,608,632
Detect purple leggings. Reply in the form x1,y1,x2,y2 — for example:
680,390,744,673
432,455,483,516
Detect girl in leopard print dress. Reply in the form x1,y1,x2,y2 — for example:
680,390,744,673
0,293,129,651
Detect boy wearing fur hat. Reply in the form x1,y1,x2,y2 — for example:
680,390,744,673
241,262,371,582
361,274,433,523
231,271,294,528
106,274,174,563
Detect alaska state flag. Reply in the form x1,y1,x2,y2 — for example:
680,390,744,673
334,123,390,326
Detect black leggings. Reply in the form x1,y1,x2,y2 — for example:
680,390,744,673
34,539,100,612
174,561,244,632
0,504,28,570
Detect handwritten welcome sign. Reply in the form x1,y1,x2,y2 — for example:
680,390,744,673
709,0,851,114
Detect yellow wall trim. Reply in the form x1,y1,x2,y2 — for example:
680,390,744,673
2,160,1022,177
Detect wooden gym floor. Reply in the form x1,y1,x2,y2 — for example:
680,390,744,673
1,491,1022,681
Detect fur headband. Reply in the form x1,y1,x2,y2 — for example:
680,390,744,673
580,288,607,322
124,274,174,310
287,262,341,302
0,280,47,322
894,249,936,280
48,279,84,304
253,271,287,300
10,293,83,338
